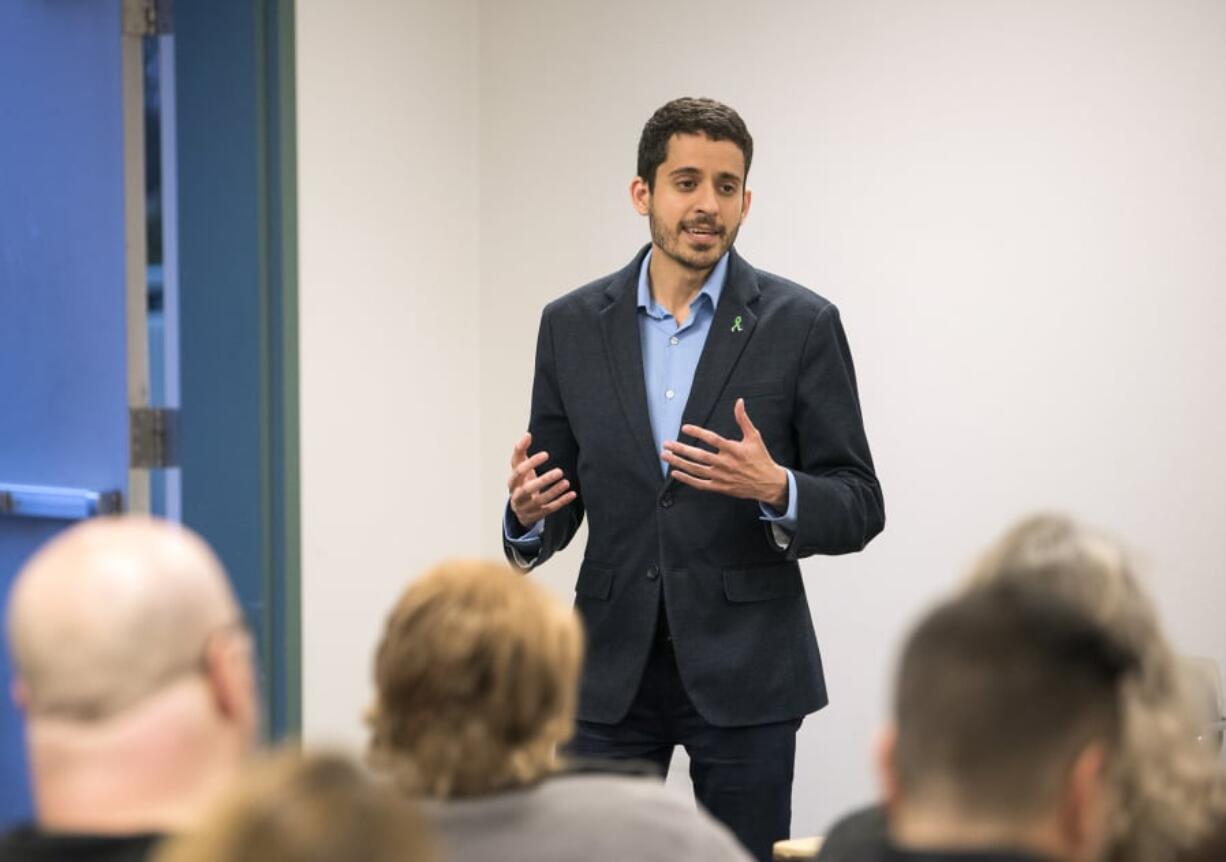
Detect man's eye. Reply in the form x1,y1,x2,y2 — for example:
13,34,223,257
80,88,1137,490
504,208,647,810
720,184,738,194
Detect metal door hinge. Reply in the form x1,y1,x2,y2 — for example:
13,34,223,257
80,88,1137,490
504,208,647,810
123,0,173,36
130,407,180,469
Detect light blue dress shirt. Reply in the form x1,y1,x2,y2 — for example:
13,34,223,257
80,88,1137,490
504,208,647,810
506,250,797,554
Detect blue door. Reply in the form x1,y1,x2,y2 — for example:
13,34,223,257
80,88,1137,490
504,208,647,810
0,0,142,824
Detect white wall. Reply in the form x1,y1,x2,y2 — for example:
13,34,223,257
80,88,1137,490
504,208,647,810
296,0,480,745
300,0,1226,838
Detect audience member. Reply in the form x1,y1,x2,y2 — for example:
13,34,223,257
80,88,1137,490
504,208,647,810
814,803,887,862
966,515,1226,862
818,514,1226,862
366,558,753,862
0,516,258,862
878,581,1136,862
153,749,436,862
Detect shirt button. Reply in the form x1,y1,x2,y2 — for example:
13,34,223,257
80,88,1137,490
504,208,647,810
665,389,675,400
669,336,679,346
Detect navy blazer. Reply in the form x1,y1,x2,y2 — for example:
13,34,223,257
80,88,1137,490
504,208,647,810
505,245,884,727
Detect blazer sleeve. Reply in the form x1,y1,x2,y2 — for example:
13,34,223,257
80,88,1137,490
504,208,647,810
776,302,885,560
503,305,586,571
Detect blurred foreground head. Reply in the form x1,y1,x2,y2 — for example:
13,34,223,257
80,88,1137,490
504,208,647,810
153,749,436,862
883,581,1135,862
6,515,258,832
967,514,1226,862
367,559,583,798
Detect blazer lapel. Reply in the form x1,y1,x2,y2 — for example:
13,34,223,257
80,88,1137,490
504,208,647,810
666,249,761,488
599,247,664,481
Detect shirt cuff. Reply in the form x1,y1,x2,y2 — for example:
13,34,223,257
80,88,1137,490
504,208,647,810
759,470,798,547
504,501,544,556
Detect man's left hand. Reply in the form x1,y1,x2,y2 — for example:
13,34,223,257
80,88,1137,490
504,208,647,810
662,398,788,510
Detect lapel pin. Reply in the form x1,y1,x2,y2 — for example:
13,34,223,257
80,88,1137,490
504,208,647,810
731,315,744,333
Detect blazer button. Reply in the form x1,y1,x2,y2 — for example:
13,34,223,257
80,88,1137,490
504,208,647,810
646,566,660,580
659,494,674,508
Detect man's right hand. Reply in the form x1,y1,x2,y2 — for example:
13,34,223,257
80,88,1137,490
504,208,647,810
508,432,577,531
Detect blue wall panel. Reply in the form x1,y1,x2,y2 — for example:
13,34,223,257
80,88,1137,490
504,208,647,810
0,0,130,825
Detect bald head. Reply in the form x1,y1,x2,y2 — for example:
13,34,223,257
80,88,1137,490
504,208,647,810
7,516,241,722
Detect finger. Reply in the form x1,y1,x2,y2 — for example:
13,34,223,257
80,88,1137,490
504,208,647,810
669,469,715,491
510,462,554,502
661,450,714,478
680,424,730,450
733,398,758,437
522,467,564,496
508,451,550,491
534,477,571,504
662,440,717,465
510,433,532,467
540,490,577,514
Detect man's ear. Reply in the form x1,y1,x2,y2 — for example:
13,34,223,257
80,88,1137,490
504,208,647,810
630,176,651,216
876,723,902,810
1059,741,1112,860
740,186,752,223
204,630,258,738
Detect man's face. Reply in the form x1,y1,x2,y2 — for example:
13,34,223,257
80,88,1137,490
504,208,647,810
632,133,752,272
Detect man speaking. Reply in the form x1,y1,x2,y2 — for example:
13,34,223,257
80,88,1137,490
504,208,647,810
502,97,884,861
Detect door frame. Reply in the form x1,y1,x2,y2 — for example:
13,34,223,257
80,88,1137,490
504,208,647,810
174,0,300,739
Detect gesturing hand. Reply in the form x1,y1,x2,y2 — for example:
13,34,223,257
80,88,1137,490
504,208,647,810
508,432,577,530
661,398,789,509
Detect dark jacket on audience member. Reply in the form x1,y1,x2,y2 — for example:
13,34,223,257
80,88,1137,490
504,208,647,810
877,851,1055,862
815,804,1058,862
816,803,888,862
0,827,161,862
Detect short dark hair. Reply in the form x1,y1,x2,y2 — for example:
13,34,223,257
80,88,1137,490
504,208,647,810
637,97,753,189
894,582,1136,819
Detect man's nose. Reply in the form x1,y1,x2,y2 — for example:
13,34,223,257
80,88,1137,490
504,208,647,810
693,182,719,214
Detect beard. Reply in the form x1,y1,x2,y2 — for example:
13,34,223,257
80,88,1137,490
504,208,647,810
648,209,740,272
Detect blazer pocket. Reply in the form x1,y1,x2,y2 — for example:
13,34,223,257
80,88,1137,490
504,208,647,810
722,563,802,603
575,560,614,600
716,379,784,404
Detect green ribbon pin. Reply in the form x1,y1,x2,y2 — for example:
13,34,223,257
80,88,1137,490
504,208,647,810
731,315,744,333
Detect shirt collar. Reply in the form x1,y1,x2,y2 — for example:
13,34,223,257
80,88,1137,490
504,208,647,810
636,248,729,318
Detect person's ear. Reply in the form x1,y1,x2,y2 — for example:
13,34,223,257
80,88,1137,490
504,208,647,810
204,629,258,741
740,186,752,223
630,176,651,216
1059,741,1112,862
875,723,901,810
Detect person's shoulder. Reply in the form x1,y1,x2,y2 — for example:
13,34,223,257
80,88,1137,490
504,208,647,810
0,826,29,861
543,278,611,319
427,773,751,862
815,803,889,861
0,827,162,862
543,250,646,318
740,257,835,318
539,773,751,856
537,770,682,808
745,266,833,316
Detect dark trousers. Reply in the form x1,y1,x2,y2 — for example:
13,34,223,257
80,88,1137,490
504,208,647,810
568,610,800,862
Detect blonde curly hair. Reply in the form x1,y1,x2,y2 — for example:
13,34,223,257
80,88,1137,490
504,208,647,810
154,749,436,862
367,559,584,799
966,513,1226,862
